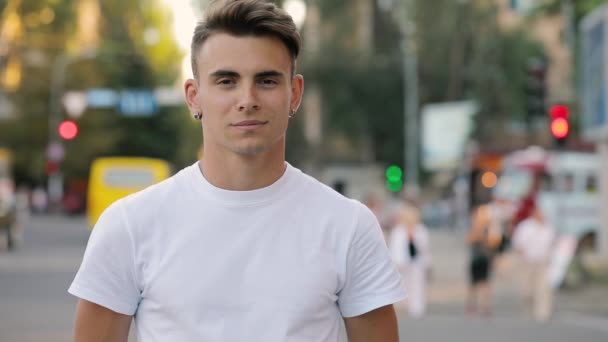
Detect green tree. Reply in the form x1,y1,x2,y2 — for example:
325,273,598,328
536,0,608,23
0,0,77,185
0,0,196,187
302,0,546,169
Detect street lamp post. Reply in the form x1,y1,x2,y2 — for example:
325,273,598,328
379,0,419,195
401,2,419,196
47,49,96,209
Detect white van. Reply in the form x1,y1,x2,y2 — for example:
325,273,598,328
497,147,599,243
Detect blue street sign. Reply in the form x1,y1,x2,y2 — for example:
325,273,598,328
87,88,118,108
118,90,158,117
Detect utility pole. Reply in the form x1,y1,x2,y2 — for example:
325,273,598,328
384,0,419,196
46,53,69,209
403,0,419,196
561,0,576,107
47,49,97,209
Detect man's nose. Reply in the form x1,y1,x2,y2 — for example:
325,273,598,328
237,84,260,112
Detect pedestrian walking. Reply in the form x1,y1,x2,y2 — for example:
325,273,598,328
466,200,504,316
512,205,555,322
68,1,405,341
390,203,431,318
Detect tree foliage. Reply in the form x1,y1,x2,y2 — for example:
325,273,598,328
535,0,608,23
301,0,546,168
0,0,197,186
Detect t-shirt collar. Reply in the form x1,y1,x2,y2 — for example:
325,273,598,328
188,161,296,206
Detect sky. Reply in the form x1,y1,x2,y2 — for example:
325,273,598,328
160,0,199,81
160,0,307,82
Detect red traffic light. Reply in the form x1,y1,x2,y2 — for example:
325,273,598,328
550,117,569,139
58,120,79,140
549,104,569,119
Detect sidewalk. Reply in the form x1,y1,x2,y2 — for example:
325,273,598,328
425,228,469,305
420,228,608,318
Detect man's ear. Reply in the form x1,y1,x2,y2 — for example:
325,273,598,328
290,74,304,112
184,78,200,114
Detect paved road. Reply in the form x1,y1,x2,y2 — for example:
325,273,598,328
0,215,87,342
0,215,606,341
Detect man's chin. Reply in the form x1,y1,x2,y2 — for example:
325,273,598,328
232,144,269,157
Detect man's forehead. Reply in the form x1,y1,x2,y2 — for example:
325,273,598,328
196,33,292,75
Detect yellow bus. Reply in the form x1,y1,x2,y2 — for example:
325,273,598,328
87,157,171,228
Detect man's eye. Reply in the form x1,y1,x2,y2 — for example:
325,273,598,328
259,79,277,86
218,79,234,85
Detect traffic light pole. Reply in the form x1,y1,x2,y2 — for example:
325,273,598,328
394,0,419,197
47,49,97,209
47,53,69,210
378,0,419,197
403,5,419,196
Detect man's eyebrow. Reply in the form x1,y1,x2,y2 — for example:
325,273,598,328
208,70,240,78
255,70,284,78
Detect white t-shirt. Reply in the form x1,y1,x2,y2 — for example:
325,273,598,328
513,218,555,263
69,162,405,341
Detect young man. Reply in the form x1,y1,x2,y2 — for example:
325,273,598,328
69,1,406,341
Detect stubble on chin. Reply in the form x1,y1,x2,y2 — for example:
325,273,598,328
228,140,273,156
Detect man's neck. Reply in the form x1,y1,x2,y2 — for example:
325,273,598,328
199,145,287,191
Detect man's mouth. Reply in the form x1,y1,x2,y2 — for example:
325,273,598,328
232,120,268,130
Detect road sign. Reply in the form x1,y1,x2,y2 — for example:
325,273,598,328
46,142,65,162
87,88,118,108
154,86,183,106
422,100,477,171
62,91,88,118
118,90,158,117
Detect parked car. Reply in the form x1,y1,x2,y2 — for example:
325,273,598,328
0,148,17,249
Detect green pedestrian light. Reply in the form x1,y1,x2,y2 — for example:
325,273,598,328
385,165,403,192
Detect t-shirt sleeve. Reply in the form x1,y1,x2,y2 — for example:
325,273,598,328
338,204,407,318
68,201,141,315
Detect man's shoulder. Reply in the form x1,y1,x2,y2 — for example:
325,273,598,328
295,170,364,209
293,169,375,226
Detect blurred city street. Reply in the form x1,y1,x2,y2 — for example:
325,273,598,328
2,2,608,340
1,216,606,342
0,215,86,342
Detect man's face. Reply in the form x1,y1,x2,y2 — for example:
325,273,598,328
185,33,303,157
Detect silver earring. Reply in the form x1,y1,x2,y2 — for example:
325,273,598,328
288,109,296,118
193,112,202,120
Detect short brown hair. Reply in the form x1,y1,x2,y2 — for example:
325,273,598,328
190,0,301,79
